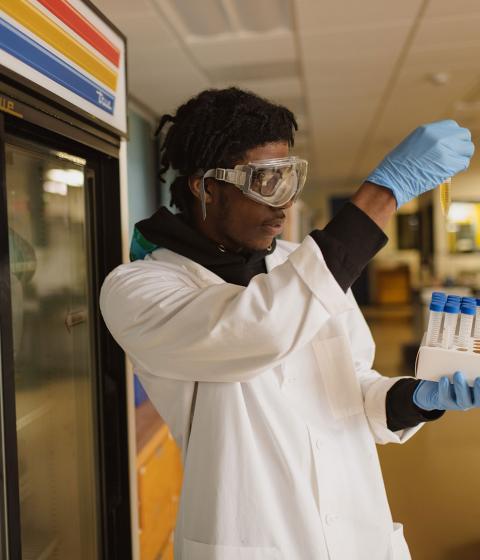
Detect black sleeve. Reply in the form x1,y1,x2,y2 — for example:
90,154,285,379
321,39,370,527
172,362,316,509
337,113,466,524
309,202,388,292
386,378,445,431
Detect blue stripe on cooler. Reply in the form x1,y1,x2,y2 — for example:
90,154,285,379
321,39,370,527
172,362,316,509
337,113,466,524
0,17,115,115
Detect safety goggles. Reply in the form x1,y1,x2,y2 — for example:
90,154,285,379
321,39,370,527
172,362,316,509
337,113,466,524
200,156,308,220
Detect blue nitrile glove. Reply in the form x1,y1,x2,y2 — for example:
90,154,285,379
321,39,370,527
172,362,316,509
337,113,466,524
413,371,480,411
366,120,474,208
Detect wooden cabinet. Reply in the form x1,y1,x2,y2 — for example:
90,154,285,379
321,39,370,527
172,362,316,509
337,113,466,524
374,265,411,304
136,400,182,560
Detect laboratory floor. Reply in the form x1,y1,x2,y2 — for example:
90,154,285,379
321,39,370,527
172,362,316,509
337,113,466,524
365,305,480,560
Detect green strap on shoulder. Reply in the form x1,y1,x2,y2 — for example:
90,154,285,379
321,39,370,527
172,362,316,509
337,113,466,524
129,227,159,262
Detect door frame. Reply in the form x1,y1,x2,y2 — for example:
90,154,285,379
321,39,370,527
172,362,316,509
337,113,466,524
0,110,21,560
0,83,131,559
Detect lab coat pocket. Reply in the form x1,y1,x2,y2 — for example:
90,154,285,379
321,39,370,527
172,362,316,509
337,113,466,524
311,335,364,419
389,523,411,560
183,538,281,560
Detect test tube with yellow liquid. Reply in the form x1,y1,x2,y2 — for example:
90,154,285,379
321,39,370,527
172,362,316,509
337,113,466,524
439,177,451,219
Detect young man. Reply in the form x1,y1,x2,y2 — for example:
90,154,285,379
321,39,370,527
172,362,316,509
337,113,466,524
100,88,476,559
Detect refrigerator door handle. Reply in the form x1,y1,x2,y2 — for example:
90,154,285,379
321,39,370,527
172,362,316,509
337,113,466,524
64,309,87,333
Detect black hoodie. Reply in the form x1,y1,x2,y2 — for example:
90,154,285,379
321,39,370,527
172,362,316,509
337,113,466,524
132,206,275,286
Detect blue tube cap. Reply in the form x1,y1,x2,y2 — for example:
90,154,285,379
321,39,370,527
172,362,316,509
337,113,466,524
430,301,444,312
432,291,447,299
460,304,476,315
444,302,460,313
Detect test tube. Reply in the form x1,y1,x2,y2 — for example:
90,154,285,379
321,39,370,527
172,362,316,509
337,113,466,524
456,304,475,349
439,177,451,218
426,299,444,346
474,299,480,338
441,302,459,349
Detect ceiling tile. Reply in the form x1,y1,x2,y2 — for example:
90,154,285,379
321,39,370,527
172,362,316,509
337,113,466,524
392,72,478,103
311,96,379,130
189,31,296,69
412,14,480,49
164,0,231,37
127,45,209,114
221,76,303,100
208,60,298,84
234,0,292,33
93,0,154,17
112,13,177,48
294,0,422,34
400,43,480,74
424,0,480,19
300,24,411,58
304,59,394,98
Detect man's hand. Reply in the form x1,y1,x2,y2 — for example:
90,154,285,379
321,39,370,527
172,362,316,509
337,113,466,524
413,371,480,411
366,120,474,208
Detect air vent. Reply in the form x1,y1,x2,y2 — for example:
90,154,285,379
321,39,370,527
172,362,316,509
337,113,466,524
234,0,292,33
165,0,231,36
162,0,292,38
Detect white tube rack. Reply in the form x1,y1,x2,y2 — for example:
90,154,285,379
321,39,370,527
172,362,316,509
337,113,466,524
416,334,480,386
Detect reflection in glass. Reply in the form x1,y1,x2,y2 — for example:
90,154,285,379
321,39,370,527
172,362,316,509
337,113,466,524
6,142,99,559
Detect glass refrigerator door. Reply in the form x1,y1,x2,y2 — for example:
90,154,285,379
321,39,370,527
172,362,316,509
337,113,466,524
5,140,100,559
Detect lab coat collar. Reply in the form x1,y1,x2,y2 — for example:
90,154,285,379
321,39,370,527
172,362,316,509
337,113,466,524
163,239,290,288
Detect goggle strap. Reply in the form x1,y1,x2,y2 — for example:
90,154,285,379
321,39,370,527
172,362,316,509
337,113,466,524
213,168,247,187
200,175,209,221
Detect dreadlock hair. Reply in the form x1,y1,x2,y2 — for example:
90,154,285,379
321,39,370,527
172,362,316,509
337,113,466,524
156,87,298,221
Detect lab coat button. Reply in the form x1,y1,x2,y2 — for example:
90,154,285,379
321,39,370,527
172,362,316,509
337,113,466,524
325,513,340,525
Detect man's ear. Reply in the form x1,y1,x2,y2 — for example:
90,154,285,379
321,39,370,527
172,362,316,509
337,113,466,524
188,176,213,202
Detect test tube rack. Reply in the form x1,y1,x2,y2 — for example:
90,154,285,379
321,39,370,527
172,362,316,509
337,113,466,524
415,333,480,386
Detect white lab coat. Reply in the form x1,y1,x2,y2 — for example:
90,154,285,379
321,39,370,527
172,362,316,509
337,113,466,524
100,234,421,560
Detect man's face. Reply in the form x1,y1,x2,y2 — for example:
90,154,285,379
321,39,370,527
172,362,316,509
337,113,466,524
201,141,293,252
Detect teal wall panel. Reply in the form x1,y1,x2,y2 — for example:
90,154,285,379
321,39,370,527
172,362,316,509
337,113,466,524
126,109,156,240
